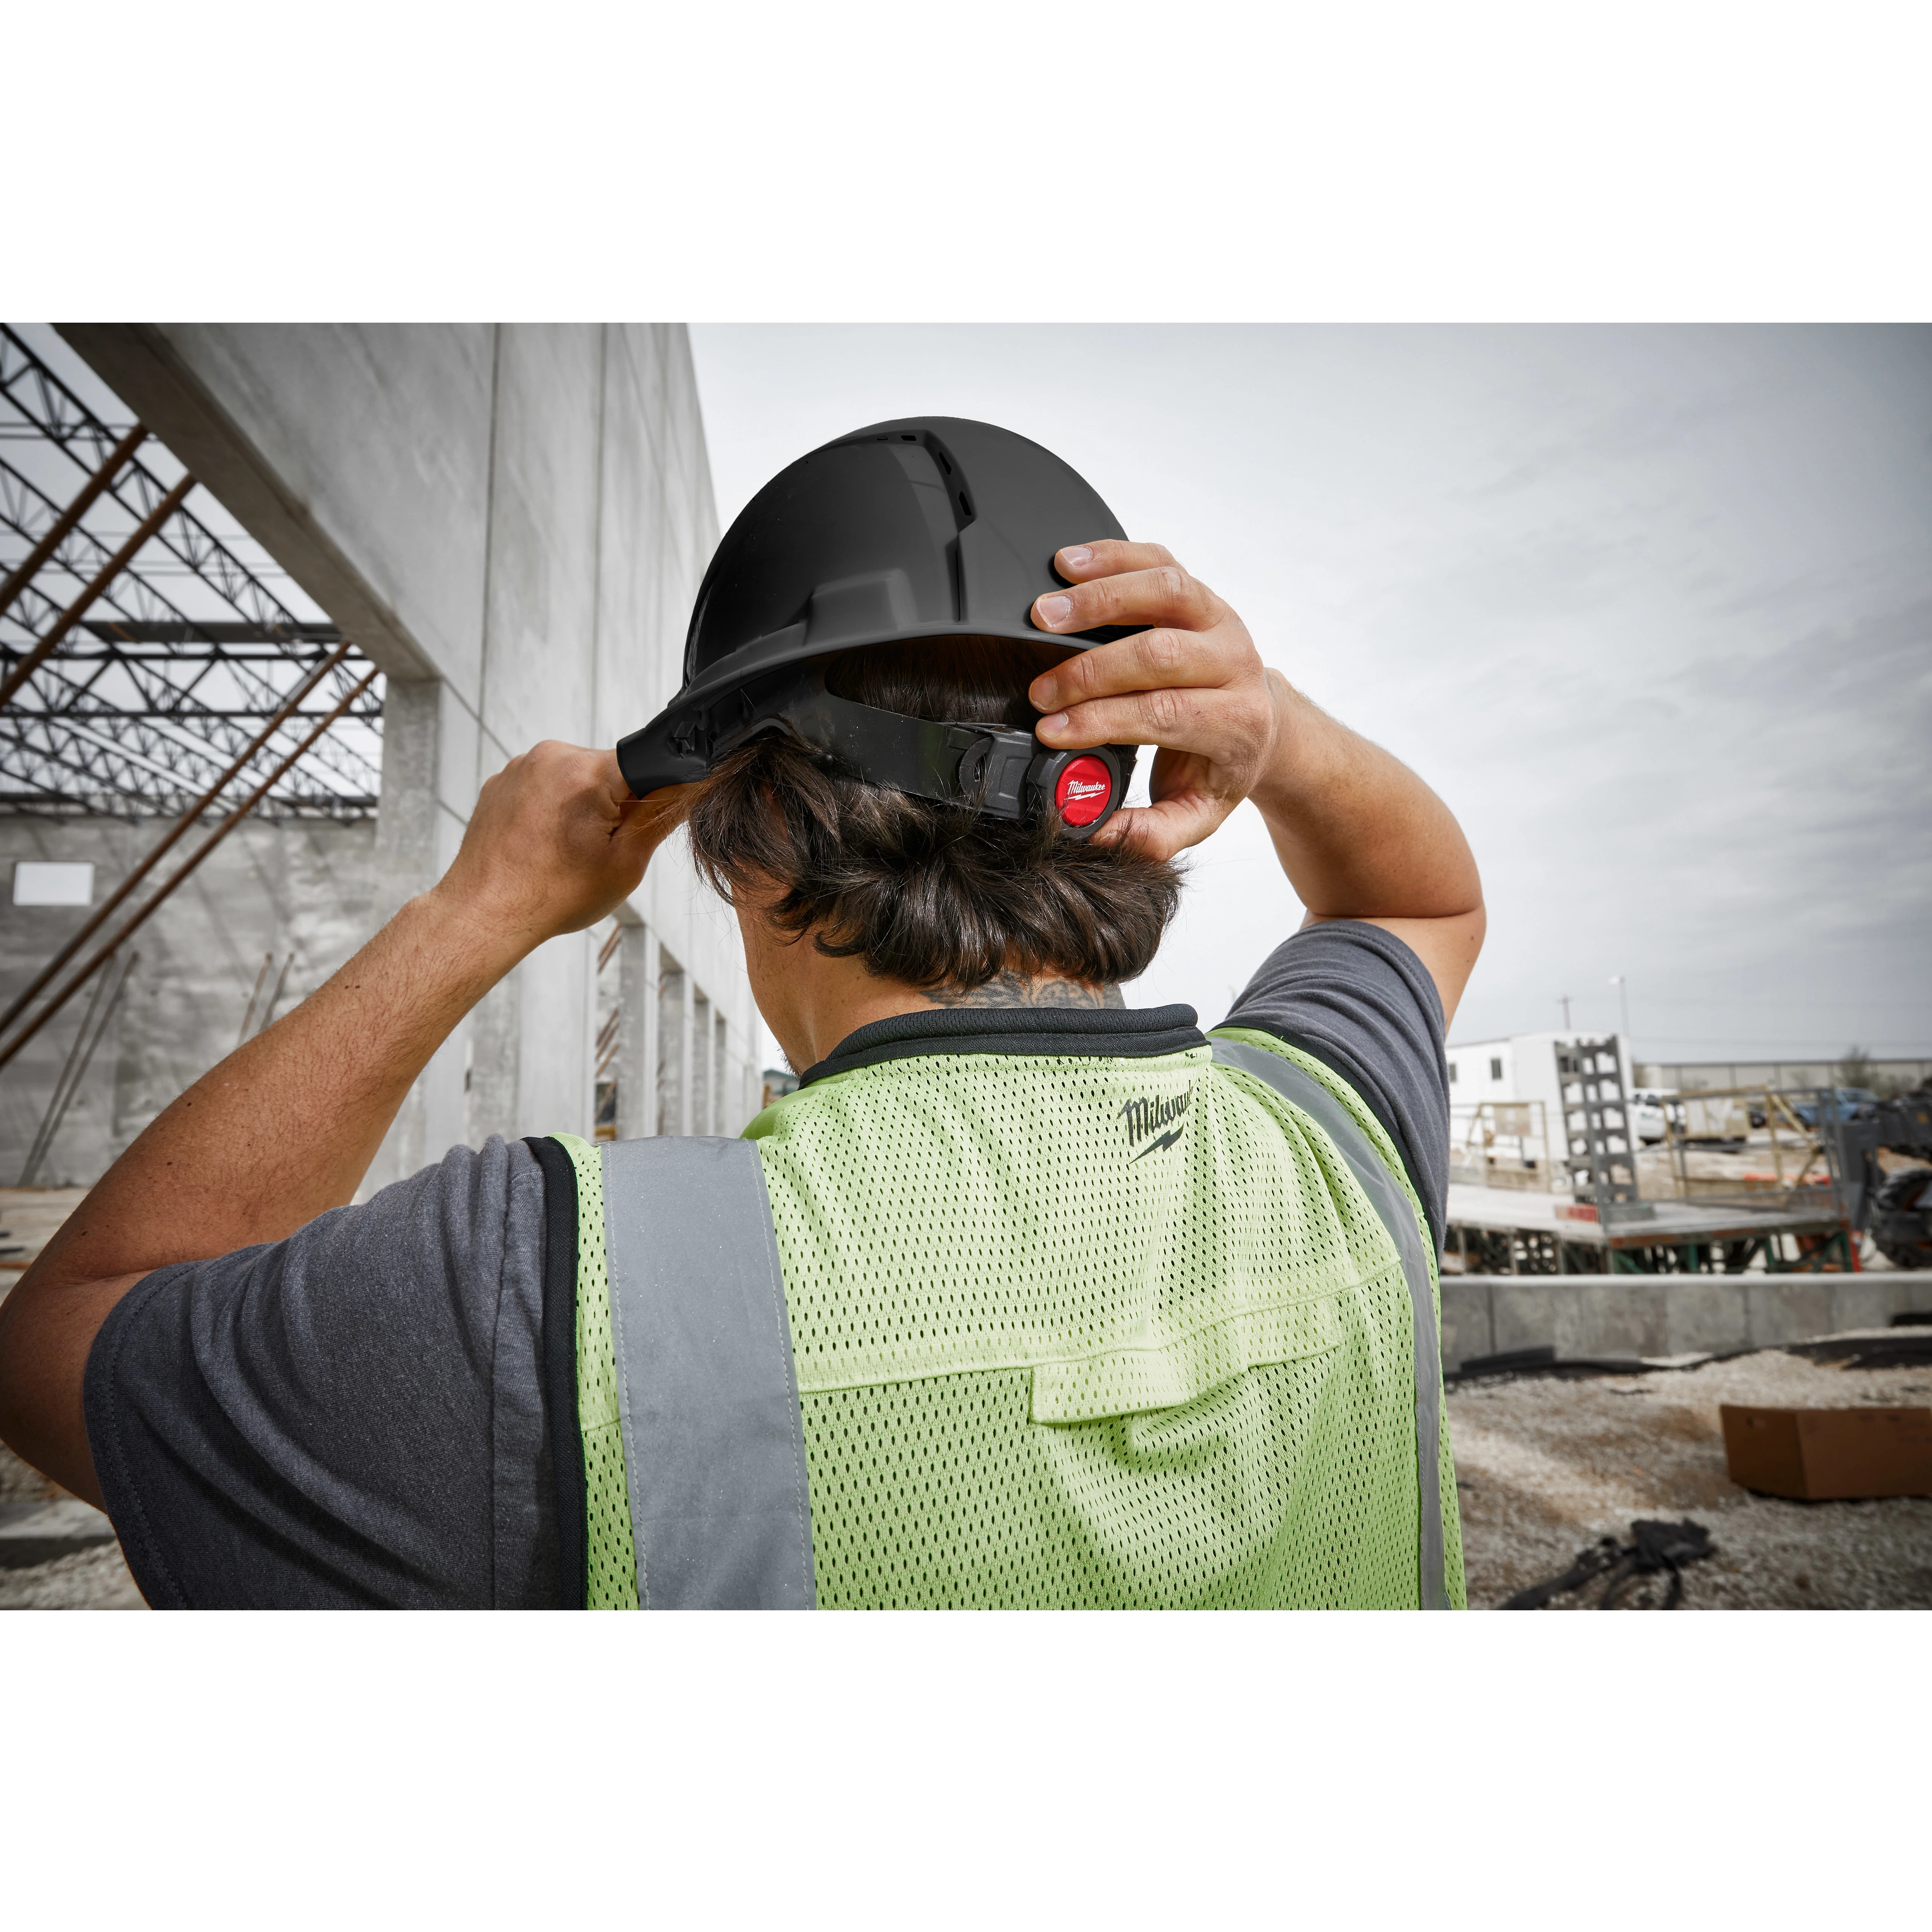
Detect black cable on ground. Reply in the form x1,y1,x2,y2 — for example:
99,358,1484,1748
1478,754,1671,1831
1501,1518,1716,1609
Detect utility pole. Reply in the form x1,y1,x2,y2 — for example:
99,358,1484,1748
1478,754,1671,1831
1558,994,1572,1030
1610,974,1635,1088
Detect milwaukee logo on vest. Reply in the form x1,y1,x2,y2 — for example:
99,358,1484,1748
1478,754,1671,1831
1120,1088,1191,1160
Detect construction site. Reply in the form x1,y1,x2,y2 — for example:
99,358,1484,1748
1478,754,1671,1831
3,323,1930,1610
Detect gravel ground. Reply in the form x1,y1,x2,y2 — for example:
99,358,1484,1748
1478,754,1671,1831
1449,1348,1932,1609
0,1538,145,1609
0,1440,144,1611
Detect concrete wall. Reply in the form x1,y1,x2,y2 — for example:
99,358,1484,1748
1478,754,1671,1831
1638,1058,1932,1094
1,818,377,1187
1441,1271,1932,1371
39,325,759,1191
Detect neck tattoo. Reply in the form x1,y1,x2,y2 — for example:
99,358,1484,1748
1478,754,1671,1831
920,971,1126,1011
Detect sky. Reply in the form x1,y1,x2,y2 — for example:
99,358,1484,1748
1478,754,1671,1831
689,326,1932,1069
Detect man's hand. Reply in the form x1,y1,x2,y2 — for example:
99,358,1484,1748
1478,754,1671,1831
438,742,695,950
1027,541,1280,863
1029,536,1485,1026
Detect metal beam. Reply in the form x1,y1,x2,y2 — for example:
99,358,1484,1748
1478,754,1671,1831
1,329,383,823
0,423,146,619
0,639,354,1043
52,324,439,681
0,472,194,710
18,950,137,1187
0,664,380,1075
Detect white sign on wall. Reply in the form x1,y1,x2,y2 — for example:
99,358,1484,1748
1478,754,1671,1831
12,861,96,907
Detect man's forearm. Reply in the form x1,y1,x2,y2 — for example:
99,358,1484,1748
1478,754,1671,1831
1250,671,1483,922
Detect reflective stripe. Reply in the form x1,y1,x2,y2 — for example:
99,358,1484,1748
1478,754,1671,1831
1209,1040,1448,1610
598,1137,817,1609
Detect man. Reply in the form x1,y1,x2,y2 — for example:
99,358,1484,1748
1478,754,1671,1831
0,417,1483,1608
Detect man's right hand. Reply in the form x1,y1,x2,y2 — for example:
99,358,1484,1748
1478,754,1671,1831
1025,538,1485,1026
1025,541,1282,864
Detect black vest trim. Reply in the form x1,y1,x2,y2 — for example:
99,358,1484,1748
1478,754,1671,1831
524,1135,587,1611
799,1002,1205,1089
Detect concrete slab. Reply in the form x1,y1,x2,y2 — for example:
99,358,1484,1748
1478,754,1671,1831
1662,1277,1754,1356
1491,1278,1670,1360
1440,1280,1494,1370
1443,1272,1932,1372
1745,1277,1838,1350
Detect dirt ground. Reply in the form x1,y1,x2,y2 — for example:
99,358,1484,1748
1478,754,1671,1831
1449,1349,1932,1609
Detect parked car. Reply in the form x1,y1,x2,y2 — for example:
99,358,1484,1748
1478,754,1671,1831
1748,1087,1881,1130
1628,1089,1676,1145
1793,1087,1880,1127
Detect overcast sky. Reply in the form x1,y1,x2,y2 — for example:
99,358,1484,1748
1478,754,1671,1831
691,326,1932,1068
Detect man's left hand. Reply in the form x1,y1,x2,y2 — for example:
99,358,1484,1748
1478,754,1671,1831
1026,541,1282,862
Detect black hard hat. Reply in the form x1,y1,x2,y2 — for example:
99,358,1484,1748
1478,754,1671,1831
616,415,1138,836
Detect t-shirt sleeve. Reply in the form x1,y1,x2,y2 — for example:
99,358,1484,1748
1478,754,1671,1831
82,1135,559,1609
1217,921,1451,1252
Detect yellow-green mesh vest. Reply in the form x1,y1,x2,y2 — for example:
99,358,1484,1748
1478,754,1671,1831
560,1030,1463,1609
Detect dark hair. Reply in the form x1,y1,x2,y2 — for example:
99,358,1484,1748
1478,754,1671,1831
685,636,1182,992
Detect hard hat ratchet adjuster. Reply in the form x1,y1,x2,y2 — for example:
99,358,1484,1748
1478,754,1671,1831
708,670,1137,840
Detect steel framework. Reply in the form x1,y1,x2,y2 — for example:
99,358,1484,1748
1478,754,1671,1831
0,325,383,819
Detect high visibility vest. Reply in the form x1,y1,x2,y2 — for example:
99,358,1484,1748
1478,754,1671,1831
526,1030,1462,1609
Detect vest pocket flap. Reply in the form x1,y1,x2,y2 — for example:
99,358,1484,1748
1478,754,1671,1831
1029,1293,1342,1426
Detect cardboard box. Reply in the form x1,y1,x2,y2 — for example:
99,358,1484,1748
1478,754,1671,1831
1720,1404,1932,1500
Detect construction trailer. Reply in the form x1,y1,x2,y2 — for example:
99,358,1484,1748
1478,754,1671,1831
1447,1028,1639,1122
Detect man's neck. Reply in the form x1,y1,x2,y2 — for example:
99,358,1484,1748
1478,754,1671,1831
778,965,1123,1072
738,893,1127,1068
917,971,1126,1012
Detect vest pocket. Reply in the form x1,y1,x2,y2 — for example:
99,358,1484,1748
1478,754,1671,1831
1029,1290,1343,1426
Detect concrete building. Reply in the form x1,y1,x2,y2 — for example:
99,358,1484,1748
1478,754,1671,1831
2,325,762,1192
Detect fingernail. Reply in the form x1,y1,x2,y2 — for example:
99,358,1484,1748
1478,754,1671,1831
1037,593,1073,627
1040,711,1069,737
1061,545,1093,569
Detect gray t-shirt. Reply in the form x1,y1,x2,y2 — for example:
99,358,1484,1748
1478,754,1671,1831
1222,919,1450,1252
84,921,1448,1608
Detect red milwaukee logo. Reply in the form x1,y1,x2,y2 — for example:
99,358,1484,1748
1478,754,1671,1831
1055,754,1113,826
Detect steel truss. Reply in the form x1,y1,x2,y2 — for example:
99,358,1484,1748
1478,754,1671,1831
0,326,383,820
